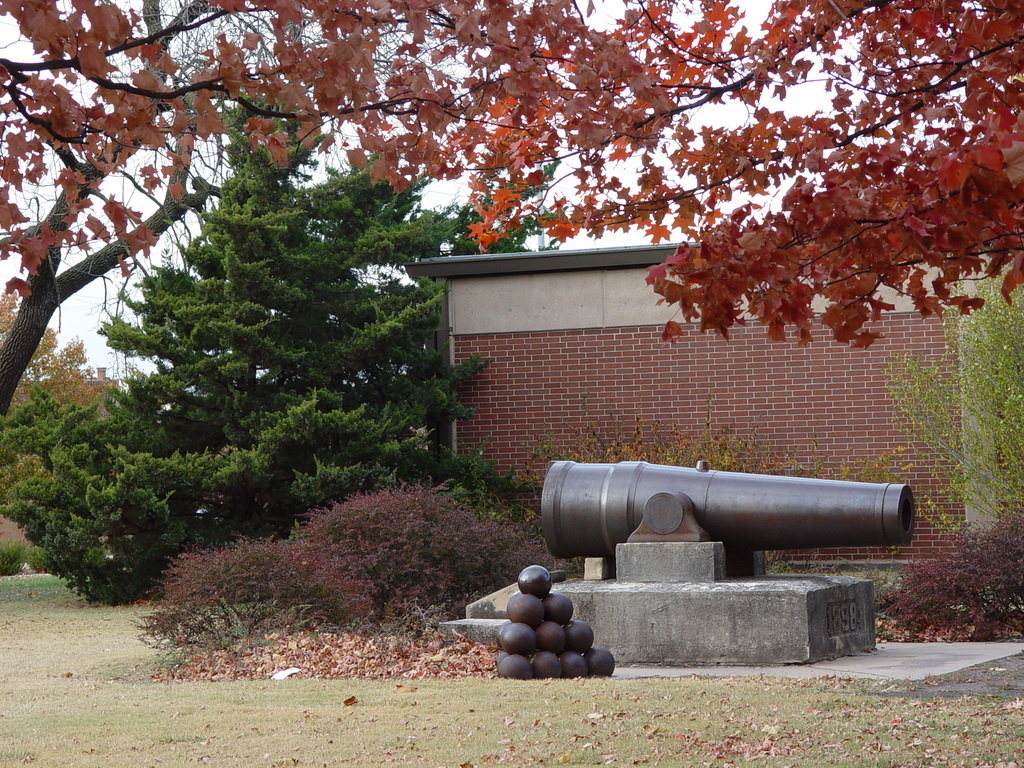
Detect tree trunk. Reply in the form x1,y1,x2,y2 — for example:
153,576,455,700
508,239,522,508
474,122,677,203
0,264,61,415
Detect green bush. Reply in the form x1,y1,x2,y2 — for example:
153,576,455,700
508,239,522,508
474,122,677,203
24,546,48,573
888,280,1024,521
0,541,27,576
0,397,193,604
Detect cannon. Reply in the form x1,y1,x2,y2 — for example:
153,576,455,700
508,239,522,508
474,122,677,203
541,460,914,558
446,459,909,664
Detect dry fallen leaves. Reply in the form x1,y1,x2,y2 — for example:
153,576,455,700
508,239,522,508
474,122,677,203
153,631,496,682
875,616,1024,643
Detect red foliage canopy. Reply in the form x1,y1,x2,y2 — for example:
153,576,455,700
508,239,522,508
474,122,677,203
1,0,1022,345
471,0,1024,346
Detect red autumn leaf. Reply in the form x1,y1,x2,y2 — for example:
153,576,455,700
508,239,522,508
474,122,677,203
76,44,109,77
18,234,49,274
102,200,132,234
1004,141,1024,186
975,145,1003,172
265,133,289,166
346,147,368,168
125,225,159,258
491,187,520,208
543,219,579,242
646,223,673,243
5,277,30,299
646,263,668,284
1001,266,1024,303
660,320,683,343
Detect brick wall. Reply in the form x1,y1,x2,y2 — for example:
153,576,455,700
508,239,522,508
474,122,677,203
0,516,26,543
452,313,956,561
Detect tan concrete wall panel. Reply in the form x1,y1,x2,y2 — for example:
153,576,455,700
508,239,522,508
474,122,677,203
449,269,675,335
601,269,678,327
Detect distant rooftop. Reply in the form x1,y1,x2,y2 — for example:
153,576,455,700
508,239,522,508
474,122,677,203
405,243,681,279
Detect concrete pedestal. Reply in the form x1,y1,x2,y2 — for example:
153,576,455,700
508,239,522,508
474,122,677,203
554,574,873,664
444,542,875,665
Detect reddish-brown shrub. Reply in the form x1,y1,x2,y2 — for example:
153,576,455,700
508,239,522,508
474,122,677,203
883,514,1024,640
138,537,370,649
140,486,552,649
298,485,553,621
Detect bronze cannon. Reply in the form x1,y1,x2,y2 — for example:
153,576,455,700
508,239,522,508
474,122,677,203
541,460,915,558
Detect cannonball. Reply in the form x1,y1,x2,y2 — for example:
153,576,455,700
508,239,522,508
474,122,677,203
531,650,562,679
559,651,589,678
498,621,537,656
517,565,553,597
563,620,594,653
496,653,534,679
506,592,545,627
542,592,574,625
584,647,616,677
534,620,567,653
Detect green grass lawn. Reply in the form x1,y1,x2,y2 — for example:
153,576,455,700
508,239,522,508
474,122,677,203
2,574,1022,767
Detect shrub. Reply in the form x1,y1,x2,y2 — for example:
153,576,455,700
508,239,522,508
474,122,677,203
138,537,371,649
297,485,554,620
24,546,48,573
884,515,1024,640
0,541,28,576
140,485,552,649
889,280,1024,522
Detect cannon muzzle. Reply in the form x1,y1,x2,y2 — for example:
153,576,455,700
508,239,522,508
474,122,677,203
541,461,914,558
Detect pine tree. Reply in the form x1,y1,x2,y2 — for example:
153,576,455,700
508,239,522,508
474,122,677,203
0,146,492,603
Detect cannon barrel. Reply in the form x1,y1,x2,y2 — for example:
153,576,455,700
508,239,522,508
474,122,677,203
541,461,915,558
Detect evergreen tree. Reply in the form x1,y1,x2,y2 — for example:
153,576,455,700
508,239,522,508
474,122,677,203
0,146,494,603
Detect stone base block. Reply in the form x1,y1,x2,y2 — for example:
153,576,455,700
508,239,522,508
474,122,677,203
464,583,519,620
556,575,874,665
584,557,615,580
439,618,504,645
616,542,726,582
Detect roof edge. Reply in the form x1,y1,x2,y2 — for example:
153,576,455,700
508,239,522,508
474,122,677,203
405,243,681,278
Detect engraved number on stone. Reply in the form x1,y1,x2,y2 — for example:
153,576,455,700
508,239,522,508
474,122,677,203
826,599,860,636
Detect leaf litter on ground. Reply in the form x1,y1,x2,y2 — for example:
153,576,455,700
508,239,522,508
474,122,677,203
154,630,496,681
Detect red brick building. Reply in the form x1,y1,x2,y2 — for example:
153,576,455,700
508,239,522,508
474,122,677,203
408,245,959,561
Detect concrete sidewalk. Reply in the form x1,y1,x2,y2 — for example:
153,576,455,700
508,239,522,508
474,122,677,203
615,642,1024,680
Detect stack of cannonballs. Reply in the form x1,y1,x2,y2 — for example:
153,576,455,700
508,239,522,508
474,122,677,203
496,565,615,679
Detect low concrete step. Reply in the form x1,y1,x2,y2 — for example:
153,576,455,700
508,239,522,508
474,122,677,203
439,618,504,645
